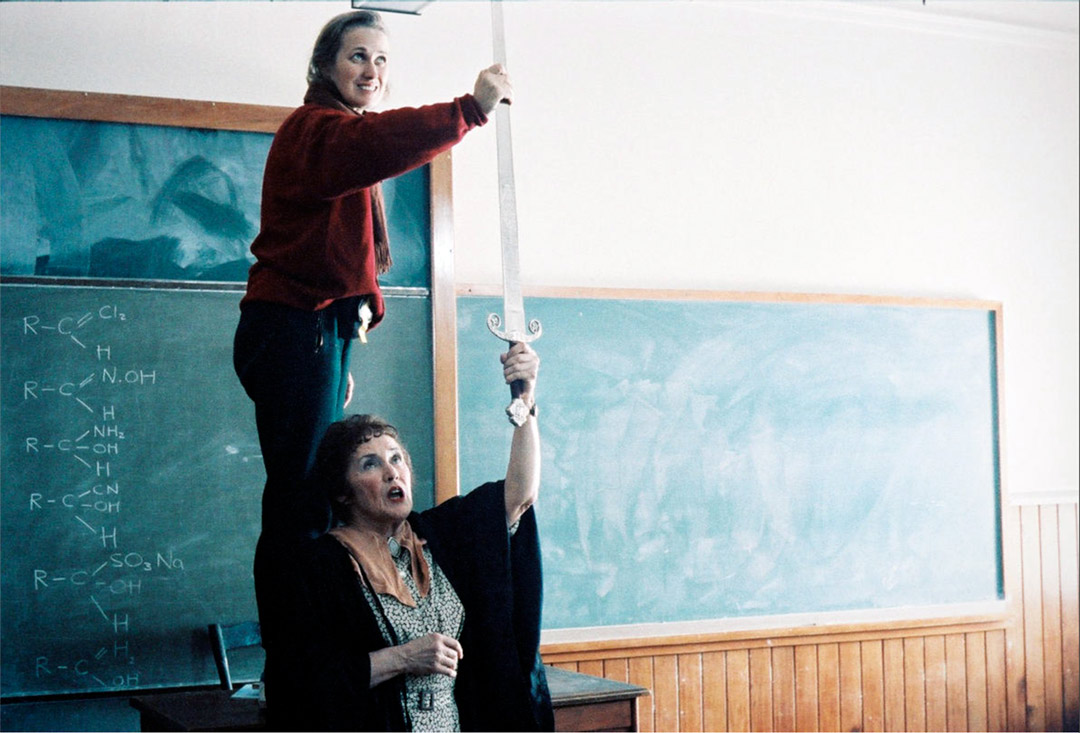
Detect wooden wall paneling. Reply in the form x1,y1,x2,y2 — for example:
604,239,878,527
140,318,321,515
678,653,703,732
578,659,604,679
627,656,655,733
903,636,927,732
861,640,885,732
839,641,862,732
1039,505,1065,731
653,655,679,732
748,648,772,731
794,644,819,732
726,650,751,732
985,629,1008,732
1003,502,1029,732
702,651,727,733
1061,503,1080,732
944,633,968,731
1020,505,1048,731
882,638,905,732
604,658,630,683
772,647,796,732
817,644,840,732
924,635,947,731
964,632,989,732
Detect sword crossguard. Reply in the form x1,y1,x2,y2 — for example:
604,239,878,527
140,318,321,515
486,313,543,344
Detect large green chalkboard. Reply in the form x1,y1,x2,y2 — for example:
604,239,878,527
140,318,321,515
0,284,435,697
0,114,430,288
457,294,1004,631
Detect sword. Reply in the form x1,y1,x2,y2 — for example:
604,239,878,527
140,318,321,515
486,0,541,427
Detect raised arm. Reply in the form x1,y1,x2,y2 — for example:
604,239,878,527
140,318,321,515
501,343,540,526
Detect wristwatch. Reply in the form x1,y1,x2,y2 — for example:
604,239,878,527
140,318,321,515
506,397,537,427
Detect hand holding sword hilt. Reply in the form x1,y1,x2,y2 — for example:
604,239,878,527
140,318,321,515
488,315,542,426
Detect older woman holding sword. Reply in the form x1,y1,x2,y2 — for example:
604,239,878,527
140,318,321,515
254,342,552,731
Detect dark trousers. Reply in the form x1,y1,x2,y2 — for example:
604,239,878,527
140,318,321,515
233,300,359,539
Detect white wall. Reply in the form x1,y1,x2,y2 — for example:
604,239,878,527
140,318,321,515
2,0,1077,497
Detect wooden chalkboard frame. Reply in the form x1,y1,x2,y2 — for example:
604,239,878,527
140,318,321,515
453,283,1015,655
0,84,459,502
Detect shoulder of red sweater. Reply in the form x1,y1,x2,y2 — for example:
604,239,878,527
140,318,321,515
287,102,352,121
272,103,355,138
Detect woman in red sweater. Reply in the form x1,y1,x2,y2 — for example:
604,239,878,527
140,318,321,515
234,10,511,539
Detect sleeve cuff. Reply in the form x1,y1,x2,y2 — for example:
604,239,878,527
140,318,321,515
460,94,489,128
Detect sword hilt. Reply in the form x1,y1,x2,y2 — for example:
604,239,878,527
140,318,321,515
487,314,542,426
486,313,542,345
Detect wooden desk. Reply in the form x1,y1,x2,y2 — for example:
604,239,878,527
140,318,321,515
546,666,648,732
130,690,263,731
130,665,648,732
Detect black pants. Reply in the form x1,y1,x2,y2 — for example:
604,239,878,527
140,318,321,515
233,299,359,539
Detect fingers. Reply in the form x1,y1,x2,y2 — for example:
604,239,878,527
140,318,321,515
434,647,459,677
501,343,539,385
408,633,464,678
343,372,355,409
447,636,464,660
473,65,514,114
436,635,463,677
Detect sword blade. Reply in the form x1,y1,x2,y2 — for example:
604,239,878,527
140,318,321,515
495,105,526,339
487,0,540,426
491,0,526,340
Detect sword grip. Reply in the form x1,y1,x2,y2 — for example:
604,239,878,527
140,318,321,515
506,369,530,427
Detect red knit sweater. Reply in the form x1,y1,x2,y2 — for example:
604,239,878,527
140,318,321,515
241,93,488,329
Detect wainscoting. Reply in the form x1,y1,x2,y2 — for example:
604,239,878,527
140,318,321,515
541,497,1078,732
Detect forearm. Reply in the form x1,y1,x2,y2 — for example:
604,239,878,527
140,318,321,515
504,409,540,526
368,645,407,688
304,98,485,197
368,633,463,687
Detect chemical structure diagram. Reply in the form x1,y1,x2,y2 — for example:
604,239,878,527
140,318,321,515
11,303,185,692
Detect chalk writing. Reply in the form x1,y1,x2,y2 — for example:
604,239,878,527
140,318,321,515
7,302,179,692
20,306,127,349
34,641,139,689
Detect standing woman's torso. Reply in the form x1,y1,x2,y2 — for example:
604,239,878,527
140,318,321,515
241,96,488,321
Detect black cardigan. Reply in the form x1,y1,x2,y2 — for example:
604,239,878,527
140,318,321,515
254,481,554,731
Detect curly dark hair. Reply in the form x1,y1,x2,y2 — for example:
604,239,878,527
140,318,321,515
312,414,411,523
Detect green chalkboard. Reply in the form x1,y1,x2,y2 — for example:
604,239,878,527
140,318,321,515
0,114,430,288
457,294,1004,631
0,284,435,697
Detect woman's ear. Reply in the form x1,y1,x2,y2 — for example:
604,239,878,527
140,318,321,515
331,490,351,518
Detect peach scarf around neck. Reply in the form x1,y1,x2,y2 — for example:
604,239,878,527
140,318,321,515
329,522,431,607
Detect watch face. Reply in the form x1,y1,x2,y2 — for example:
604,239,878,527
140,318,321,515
506,397,531,427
